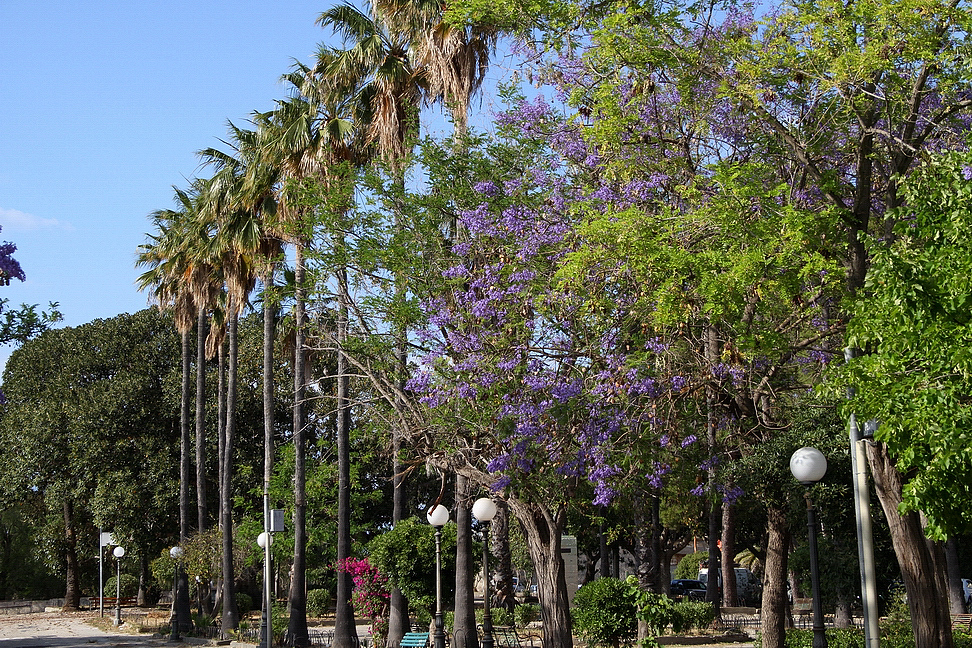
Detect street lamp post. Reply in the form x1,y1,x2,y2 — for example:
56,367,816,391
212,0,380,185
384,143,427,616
112,545,126,627
790,447,829,648
427,504,450,648
258,531,274,648
169,546,184,641
472,498,498,648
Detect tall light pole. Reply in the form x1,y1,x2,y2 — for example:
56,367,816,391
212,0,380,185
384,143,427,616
472,498,498,648
428,504,450,648
790,447,828,648
844,347,881,648
258,531,274,648
170,546,184,641
112,545,126,627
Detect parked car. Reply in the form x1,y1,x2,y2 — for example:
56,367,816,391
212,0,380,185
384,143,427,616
671,579,707,601
963,578,971,607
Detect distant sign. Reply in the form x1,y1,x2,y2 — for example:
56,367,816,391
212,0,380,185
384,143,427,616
100,532,116,548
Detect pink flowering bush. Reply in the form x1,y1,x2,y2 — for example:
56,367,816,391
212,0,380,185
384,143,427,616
338,557,390,647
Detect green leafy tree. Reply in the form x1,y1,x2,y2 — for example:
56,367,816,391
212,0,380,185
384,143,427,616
0,309,182,608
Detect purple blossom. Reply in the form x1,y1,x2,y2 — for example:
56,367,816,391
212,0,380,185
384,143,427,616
962,165,972,181
681,435,698,448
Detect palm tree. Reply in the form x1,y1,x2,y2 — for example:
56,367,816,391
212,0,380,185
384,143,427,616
136,182,213,634
259,60,373,647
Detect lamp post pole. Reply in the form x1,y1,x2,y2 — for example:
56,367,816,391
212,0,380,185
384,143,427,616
170,546,184,641
258,531,273,648
472,498,498,648
112,546,126,627
790,447,828,648
427,504,450,648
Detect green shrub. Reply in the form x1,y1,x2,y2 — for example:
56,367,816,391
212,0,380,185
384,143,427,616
236,592,253,614
572,577,639,648
477,607,513,627
514,603,540,627
674,552,707,580
272,602,289,645
670,600,715,633
103,573,138,598
307,589,332,617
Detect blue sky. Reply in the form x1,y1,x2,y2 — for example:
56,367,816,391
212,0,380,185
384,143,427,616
0,1,516,368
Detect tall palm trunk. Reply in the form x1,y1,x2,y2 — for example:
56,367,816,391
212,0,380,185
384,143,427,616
289,245,311,648
334,261,358,648
221,308,240,635
196,308,208,532
454,475,476,648
263,268,278,636
181,328,192,540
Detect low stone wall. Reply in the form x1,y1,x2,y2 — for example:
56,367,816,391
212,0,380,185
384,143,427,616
0,599,70,615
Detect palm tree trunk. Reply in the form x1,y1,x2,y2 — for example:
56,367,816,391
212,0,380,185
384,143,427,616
221,308,239,635
181,329,192,540
263,268,278,635
334,262,358,648
289,246,311,648
218,336,226,526
196,308,208,532
490,502,515,615
454,475,476,648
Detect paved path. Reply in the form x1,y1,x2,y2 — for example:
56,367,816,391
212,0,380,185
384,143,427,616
0,611,176,648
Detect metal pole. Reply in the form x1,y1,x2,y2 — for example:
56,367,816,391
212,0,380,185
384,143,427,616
434,527,446,648
481,529,494,648
261,493,273,648
170,562,181,641
806,495,827,648
99,530,104,618
115,556,122,627
845,348,881,648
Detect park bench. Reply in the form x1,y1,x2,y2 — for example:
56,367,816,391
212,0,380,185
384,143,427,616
93,596,138,609
952,614,972,632
791,598,813,626
400,631,430,648
492,625,544,648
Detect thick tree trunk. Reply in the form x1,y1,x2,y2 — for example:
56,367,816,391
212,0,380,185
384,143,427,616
599,515,610,578
220,310,239,636
945,538,967,615
454,475,477,648
334,264,359,648
704,325,722,616
196,308,208,533
61,499,81,611
759,506,790,648
866,442,953,648
506,497,572,648
635,495,661,644
721,502,737,607
289,246,310,648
